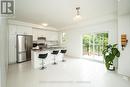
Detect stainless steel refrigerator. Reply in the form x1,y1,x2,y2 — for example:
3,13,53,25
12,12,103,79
16,35,33,63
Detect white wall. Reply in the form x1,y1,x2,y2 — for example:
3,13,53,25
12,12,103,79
117,0,130,77
0,18,8,87
118,14,130,77
62,20,118,58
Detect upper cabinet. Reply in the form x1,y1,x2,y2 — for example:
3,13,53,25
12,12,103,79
32,29,38,41
16,25,32,35
37,29,46,37
9,25,17,35
46,31,58,41
9,24,33,35
9,25,58,41
32,28,58,41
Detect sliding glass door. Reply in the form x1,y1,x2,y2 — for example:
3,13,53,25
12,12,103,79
83,33,108,62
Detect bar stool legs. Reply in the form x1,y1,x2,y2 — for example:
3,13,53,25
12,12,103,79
62,53,66,62
53,55,57,65
60,50,67,62
51,50,59,65
38,53,48,70
41,59,46,70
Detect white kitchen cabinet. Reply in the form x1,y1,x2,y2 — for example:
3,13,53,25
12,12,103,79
32,29,46,41
46,31,58,40
25,27,33,35
9,35,17,64
32,28,59,41
9,25,17,35
32,29,38,41
16,26,32,35
9,25,17,64
37,29,46,37
16,26,25,35
9,25,33,35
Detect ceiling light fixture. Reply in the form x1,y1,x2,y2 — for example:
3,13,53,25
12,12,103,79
73,0,82,21
73,7,82,21
42,23,48,27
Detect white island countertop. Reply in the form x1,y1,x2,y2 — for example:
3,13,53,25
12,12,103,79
31,47,65,69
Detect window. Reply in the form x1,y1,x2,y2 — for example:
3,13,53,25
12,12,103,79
83,32,108,61
62,32,67,44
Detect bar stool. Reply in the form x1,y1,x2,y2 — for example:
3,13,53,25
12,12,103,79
60,50,67,62
51,50,59,65
38,53,48,70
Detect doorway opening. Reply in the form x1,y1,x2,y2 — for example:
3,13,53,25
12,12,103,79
83,32,108,62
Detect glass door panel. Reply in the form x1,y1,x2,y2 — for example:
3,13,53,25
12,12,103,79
83,33,108,62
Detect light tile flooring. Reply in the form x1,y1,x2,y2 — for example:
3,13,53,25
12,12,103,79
7,57,130,87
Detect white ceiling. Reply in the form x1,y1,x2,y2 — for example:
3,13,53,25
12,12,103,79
118,0,130,15
15,0,117,29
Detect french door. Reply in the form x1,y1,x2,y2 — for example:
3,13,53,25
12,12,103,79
83,32,108,62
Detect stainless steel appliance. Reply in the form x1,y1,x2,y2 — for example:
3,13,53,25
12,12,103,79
17,35,33,63
37,37,47,50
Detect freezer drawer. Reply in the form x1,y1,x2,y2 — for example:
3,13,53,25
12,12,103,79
17,52,26,63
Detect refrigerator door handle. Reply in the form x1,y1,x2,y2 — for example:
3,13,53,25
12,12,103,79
24,37,27,52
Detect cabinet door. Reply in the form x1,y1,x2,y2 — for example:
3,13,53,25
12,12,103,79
52,32,58,40
46,31,58,40
9,35,16,64
9,25,17,35
32,29,58,41
32,29,38,41
16,26,32,35
37,29,46,37
24,27,32,35
16,26,25,35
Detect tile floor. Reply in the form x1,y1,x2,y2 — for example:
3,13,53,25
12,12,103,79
7,57,130,87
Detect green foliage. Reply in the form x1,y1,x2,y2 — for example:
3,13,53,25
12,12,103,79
83,33,108,55
83,34,90,52
102,44,120,70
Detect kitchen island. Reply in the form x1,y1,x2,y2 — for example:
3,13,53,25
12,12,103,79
31,47,65,69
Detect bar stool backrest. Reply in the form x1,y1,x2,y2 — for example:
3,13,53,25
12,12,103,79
52,50,59,55
60,50,67,54
39,53,48,59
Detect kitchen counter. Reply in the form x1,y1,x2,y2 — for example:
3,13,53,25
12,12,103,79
31,47,66,69
32,46,65,51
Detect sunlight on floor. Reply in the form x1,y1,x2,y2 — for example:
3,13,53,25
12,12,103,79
83,55,104,62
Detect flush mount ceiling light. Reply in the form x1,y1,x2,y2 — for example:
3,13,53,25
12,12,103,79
73,0,82,21
73,7,82,21
42,23,48,27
